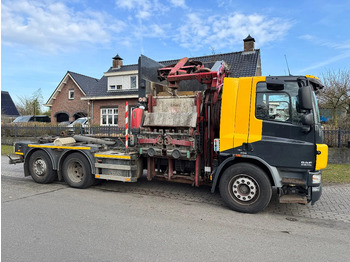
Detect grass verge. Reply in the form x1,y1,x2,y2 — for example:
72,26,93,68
322,164,350,184
1,145,14,155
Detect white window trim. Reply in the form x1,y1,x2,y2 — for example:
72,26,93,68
100,107,118,126
107,75,137,91
68,89,74,100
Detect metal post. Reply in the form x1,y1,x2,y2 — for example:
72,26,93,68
168,159,173,180
15,125,17,138
338,128,341,148
108,125,111,136
195,154,200,187
147,157,152,181
34,125,37,138
125,101,129,149
56,124,59,136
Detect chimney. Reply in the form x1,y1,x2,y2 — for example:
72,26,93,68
243,35,255,52
112,54,123,69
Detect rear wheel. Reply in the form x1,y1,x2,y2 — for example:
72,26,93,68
28,150,56,183
62,153,94,189
219,163,272,213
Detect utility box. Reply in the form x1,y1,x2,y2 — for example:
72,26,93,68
94,151,142,182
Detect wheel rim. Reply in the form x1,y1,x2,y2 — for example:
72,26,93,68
230,175,259,204
67,160,84,183
33,158,47,176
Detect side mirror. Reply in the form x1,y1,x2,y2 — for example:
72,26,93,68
302,112,314,126
298,86,313,110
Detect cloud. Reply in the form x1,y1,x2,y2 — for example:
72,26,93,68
2,0,126,53
300,34,350,50
176,12,293,50
297,35,350,73
296,50,350,73
114,0,173,52
169,0,186,8
115,0,168,20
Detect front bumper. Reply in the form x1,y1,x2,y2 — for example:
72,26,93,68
311,184,322,205
309,170,322,205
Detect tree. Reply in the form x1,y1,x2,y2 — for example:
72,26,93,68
16,88,44,115
318,69,350,127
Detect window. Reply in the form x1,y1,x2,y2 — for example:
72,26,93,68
69,90,74,99
101,108,118,126
256,92,291,122
130,76,137,89
256,82,305,124
109,85,122,91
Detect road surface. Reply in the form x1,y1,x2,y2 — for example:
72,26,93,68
2,156,350,261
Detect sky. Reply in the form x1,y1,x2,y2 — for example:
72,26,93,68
2,0,350,110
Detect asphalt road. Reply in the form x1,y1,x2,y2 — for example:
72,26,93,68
2,156,350,262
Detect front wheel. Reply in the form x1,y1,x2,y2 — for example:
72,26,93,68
62,153,94,189
219,163,272,213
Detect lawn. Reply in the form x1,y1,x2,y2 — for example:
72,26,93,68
1,145,14,156
322,164,350,184
1,144,349,184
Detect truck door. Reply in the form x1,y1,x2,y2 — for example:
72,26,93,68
248,78,315,169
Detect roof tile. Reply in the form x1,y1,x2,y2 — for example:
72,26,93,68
71,50,260,99
1,91,20,116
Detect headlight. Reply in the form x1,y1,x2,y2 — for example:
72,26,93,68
312,174,321,184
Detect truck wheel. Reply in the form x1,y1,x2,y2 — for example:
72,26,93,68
28,150,56,183
219,163,272,213
62,153,94,189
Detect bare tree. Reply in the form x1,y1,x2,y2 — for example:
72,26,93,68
16,88,44,116
319,69,350,127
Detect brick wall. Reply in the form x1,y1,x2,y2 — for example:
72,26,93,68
51,77,89,123
91,98,138,126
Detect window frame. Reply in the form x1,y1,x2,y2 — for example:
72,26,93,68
130,75,137,89
256,91,292,123
100,107,118,126
255,80,306,125
68,89,74,100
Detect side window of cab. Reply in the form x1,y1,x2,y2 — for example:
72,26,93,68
256,82,291,122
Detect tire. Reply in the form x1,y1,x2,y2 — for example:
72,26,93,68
62,152,94,189
28,150,56,184
219,163,272,213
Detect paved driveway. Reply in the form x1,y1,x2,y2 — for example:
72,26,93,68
2,156,349,223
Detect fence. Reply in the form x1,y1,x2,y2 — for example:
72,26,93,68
2,125,350,148
1,125,125,138
323,128,350,148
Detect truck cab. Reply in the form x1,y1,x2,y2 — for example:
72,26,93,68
215,75,327,212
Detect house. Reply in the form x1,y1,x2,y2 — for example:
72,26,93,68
45,35,261,127
1,91,20,123
44,71,99,123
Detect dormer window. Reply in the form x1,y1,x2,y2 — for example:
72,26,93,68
69,89,74,99
107,74,137,91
